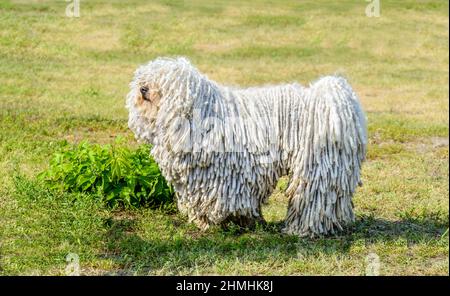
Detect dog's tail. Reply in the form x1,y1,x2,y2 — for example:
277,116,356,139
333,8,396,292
284,76,367,237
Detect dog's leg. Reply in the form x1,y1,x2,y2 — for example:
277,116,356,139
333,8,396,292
282,76,366,237
283,162,356,237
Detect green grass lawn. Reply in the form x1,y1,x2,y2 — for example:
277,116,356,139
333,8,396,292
0,0,448,275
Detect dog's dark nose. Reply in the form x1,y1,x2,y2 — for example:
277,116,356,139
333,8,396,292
140,86,148,95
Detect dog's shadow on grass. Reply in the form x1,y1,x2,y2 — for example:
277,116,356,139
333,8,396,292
100,213,448,275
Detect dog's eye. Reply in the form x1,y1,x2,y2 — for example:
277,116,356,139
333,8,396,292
140,86,148,95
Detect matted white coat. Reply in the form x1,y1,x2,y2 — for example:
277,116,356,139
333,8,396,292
127,57,367,237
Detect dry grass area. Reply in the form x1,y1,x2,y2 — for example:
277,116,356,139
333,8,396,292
0,0,448,275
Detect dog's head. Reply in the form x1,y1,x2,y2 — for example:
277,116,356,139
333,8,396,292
126,57,191,144
131,71,162,125
127,57,212,148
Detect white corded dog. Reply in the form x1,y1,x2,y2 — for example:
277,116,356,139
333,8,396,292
126,57,367,237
